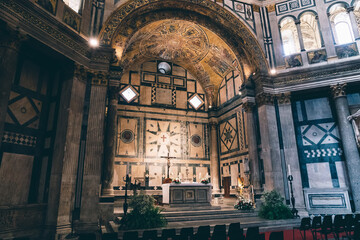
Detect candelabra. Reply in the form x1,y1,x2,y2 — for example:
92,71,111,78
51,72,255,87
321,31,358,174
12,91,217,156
287,175,299,218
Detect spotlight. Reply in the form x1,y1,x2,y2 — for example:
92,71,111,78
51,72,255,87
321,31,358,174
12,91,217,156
89,38,99,48
209,105,212,109
270,69,277,75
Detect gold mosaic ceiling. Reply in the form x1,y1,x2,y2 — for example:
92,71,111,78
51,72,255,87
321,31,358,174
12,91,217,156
112,20,241,98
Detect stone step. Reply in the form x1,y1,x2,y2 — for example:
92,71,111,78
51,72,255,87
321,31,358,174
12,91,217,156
161,209,254,217
164,212,258,222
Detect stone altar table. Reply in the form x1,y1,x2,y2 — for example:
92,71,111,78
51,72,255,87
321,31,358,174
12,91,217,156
162,183,212,207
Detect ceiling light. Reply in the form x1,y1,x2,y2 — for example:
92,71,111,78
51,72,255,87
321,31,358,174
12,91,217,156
89,38,99,47
158,62,171,74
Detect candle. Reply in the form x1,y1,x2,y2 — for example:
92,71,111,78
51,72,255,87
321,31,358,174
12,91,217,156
199,172,201,180
288,164,291,176
251,185,254,195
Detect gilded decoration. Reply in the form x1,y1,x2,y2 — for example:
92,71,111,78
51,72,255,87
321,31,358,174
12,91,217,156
139,20,210,63
35,0,57,15
99,0,268,73
331,83,347,98
63,6,81,32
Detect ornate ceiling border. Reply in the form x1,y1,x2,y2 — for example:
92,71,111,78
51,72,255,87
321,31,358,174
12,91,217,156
99,0,269,74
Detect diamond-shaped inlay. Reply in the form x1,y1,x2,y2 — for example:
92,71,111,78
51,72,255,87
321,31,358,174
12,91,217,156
120,85,139,103
220,122,237,150
189,94,204,110
8,97,38,125
302,125,325,145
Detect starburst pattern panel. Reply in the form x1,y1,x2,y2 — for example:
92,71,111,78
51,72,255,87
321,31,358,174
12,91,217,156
219,115,239,154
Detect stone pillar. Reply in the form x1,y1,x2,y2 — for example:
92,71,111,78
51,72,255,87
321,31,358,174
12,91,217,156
331,83,360,211
295,19,306,51
102,86,119,196
317,0,337,57
0,26,25,150
242,100,261,191
347,7,360,40
256,93,285,195
44,64,86,239
78,70,108,232
209,122,220,193
276,93,305,208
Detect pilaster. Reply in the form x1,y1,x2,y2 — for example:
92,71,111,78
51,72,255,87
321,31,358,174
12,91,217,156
275,92,305,208
256,92,285,195
209,121,220,193
242,99,261,191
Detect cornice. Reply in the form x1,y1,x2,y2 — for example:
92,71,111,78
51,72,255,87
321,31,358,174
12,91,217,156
0,0,112,71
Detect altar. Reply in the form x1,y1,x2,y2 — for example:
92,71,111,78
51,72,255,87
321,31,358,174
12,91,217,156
162,183,212,207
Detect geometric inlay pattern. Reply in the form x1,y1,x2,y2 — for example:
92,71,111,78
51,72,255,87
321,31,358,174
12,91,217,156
304,148,343,158
7,96,41,127
301,123,340,146
220,121,237,151
2,131,37,147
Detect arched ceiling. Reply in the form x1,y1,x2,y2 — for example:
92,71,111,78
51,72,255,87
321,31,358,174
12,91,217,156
100,0,269,105
113,19,240,101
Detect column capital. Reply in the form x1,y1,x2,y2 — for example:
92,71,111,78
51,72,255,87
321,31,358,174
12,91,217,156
276,92,291,105
108,86,120,101
347,6,355,13
209,121,217,129
74,64,109,86
294,19,301,25
331,83,347,98
242,101,256,112
256,92,275,106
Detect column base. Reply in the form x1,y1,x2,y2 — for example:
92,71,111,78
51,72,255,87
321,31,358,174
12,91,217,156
102,188,114,196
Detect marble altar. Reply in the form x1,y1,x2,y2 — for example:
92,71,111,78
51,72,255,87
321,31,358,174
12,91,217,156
162,183,212,207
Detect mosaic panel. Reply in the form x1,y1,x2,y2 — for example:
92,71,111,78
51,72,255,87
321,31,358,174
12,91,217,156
275,0,315,15
223,0,256,33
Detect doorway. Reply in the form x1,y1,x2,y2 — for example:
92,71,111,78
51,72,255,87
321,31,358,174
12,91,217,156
223,177,231,198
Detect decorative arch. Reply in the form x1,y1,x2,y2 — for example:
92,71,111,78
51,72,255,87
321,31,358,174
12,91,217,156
99,0,268,75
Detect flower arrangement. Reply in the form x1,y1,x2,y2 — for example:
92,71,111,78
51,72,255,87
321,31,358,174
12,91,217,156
200,178,209,184
234,195,254,210
173,178,181,184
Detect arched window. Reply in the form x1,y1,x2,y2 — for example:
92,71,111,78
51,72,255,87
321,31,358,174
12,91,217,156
329,4,354,44
280,17,301,55
63,0,83,13
354,0,360,33
300,12,322,50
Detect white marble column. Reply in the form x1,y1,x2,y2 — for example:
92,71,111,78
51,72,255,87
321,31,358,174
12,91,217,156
295,19,306,52
331,83,360,211
347,7,360,40
209,122,220,193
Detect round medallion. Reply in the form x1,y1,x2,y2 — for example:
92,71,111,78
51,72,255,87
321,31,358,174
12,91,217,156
120,129,135,143
191,134,202,147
